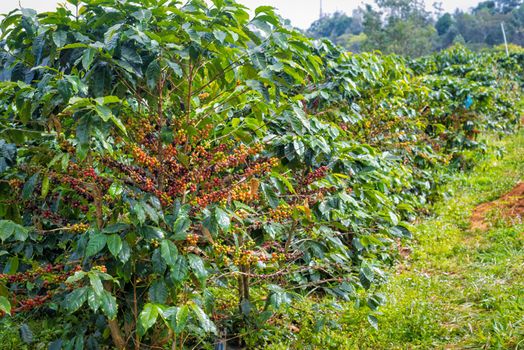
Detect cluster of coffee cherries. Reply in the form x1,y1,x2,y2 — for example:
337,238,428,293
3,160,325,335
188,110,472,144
198,92,210,100
195,188,229,208
56,175,94,200
243,157,279,178
109,119,279,214
40,208,65,224
12,292,55,314
2,265,84,316
232,249,262,266
59,139,76,154
102,157,151,191
66,222,90,234
142,177,156,192
131,145,160,171
268,205,294,223
213,241,279,267
231,249,291,267
259,242,299,263
0,264,75,284
8,178,23,189
212,144,263,172
234,209,250,220
92,265,107,273
129,118,156,144
173,129,188,145
164,144,178,161
55,163,112,201
212,243,236,266
82,167,97,179
231,182,259,203
191,162,275,208
67,163,110,187
267,252,288,264
197,123,214,140
186,233,199,247
1,266,72,315
213,243,235,255
302,166,329,186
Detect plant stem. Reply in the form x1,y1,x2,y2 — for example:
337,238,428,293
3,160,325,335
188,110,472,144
93,183,126,350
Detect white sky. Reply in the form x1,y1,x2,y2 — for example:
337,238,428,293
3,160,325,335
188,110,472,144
0,0,483,29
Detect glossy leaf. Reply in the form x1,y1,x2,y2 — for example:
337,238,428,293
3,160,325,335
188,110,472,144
160,240,178,267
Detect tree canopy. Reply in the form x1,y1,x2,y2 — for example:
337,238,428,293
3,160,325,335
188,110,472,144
306,0,524,55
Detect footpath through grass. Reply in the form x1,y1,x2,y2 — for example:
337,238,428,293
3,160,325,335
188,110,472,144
265,130,524,349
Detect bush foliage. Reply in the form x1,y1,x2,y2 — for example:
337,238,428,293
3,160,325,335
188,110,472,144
0,0,521,348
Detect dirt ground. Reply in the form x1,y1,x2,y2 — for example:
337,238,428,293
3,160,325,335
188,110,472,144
471,182,524,230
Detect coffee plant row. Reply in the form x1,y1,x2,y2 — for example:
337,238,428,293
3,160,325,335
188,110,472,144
0,0,521,348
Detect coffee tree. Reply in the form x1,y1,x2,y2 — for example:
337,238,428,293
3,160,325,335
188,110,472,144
0,0,521,348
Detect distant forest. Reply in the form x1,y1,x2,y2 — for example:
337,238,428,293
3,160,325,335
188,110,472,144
306,0,524,56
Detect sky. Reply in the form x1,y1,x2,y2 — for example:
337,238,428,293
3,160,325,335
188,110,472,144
0,0,483,29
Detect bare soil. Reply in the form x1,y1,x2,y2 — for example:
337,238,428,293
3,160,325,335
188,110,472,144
470,182,524,230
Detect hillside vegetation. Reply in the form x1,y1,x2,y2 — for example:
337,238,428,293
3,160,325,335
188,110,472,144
307,0,524,56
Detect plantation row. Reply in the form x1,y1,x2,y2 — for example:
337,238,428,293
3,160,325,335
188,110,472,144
0,0,522,348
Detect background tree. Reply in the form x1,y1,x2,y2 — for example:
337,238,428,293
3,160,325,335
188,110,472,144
436,12,453,35
307,12,357,40
361,0,437,56
306,11,364,50
436,1,524,50
305,0,524,55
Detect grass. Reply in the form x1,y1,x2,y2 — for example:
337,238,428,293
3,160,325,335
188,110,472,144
263,130,524,349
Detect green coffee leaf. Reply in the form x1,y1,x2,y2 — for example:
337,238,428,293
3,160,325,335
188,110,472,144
85,233,107,257
160,240,178,267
